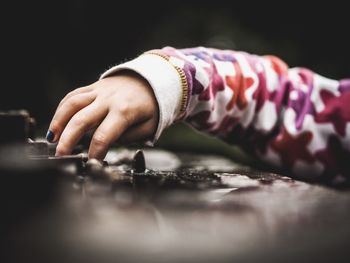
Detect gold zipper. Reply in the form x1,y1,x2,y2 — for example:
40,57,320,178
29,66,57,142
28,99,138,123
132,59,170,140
143,51,189,118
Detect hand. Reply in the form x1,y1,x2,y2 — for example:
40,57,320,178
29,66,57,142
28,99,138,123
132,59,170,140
47,71,159,160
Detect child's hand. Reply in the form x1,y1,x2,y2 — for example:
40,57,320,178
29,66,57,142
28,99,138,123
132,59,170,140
47,71,159,160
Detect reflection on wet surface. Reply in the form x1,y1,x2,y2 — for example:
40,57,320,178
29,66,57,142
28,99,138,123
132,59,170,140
1,147,350,263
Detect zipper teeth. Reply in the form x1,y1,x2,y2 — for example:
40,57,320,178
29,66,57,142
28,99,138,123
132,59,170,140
144,52,189,118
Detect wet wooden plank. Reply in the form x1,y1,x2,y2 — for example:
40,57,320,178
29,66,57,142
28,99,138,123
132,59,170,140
4,149,350,262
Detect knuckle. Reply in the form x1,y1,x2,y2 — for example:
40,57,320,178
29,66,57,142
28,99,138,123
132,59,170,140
92,133,109,148
116,103,130,116
75,86,85,93
59,96,68,105
63,91,77,101
66,96,83,109
66,91,75,98
63,85,90,101
71,114,89,128
69,86,84,94
115,104,132,126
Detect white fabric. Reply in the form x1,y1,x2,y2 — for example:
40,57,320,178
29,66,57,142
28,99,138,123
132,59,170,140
100,54,183,145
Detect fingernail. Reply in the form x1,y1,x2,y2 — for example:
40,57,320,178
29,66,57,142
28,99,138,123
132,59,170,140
46,130,55,142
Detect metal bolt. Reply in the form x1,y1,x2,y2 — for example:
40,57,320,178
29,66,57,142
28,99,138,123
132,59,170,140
132,149,146,173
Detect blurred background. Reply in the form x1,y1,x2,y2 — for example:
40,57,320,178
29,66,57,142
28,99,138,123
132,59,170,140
2,0,349,163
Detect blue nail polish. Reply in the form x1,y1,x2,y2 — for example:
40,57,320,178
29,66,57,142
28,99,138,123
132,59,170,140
46,130,55,142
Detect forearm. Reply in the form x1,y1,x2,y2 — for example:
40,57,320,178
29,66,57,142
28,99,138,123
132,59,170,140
102,46,350,182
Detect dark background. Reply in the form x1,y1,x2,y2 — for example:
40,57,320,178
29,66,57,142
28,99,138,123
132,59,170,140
2,1,349,127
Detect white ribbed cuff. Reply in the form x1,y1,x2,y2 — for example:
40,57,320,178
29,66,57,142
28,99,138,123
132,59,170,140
100,54,183,145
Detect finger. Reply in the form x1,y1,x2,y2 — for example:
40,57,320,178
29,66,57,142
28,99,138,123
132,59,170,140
56,102,108,156
48,92,96,142
88,112,130,160
118,119,157,145
57,86,94,110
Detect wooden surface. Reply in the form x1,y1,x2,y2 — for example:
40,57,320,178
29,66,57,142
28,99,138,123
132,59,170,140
3,149,350,262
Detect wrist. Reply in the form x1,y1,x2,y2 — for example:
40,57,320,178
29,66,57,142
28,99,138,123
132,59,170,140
100,53,184,144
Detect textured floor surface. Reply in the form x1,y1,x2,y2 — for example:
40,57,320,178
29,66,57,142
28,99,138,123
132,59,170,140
1,148,350,263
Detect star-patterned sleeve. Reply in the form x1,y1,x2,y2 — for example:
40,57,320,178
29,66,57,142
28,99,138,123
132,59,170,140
101,46,350,183
147,47,350,183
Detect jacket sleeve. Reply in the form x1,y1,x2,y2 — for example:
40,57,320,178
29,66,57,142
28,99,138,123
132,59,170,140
101,46,350,183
